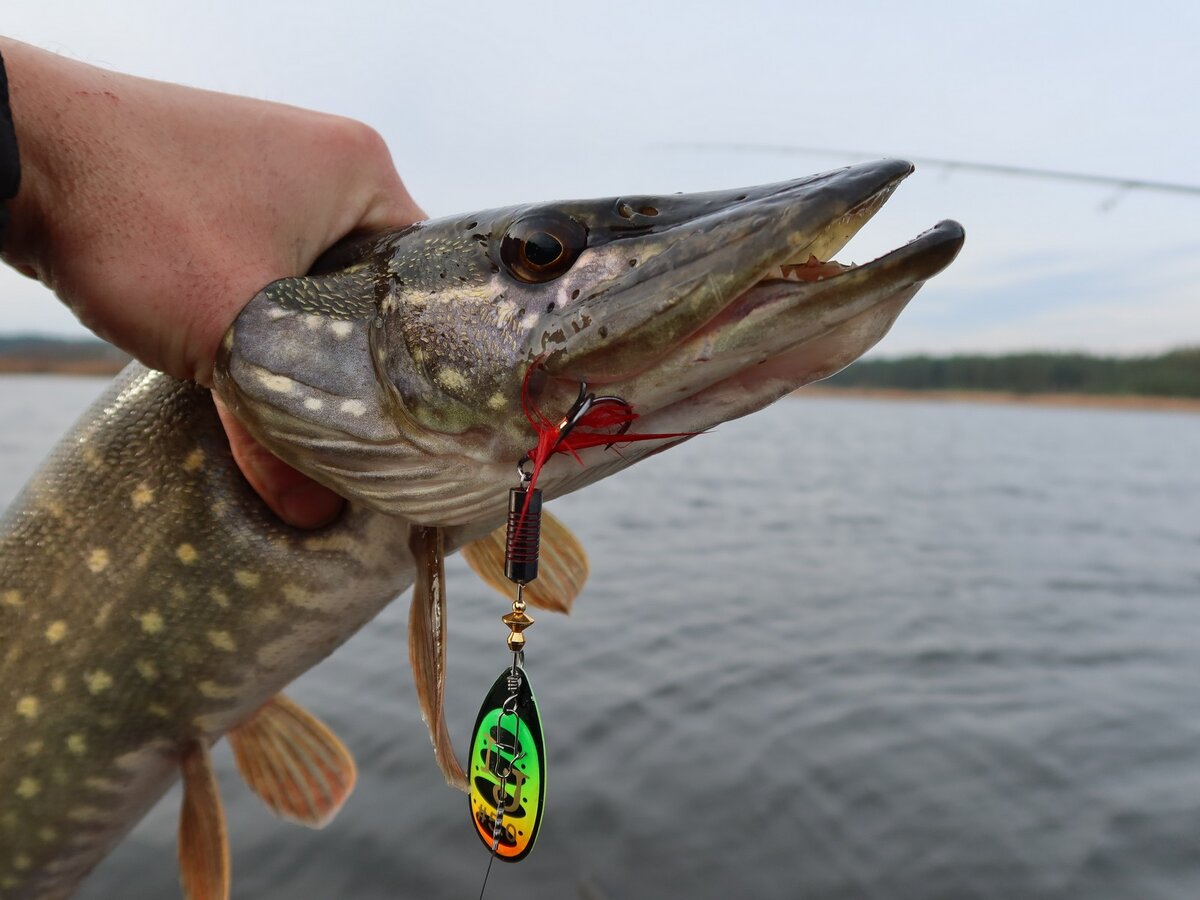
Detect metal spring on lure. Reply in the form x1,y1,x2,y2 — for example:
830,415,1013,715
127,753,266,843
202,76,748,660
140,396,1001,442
504,485,542,586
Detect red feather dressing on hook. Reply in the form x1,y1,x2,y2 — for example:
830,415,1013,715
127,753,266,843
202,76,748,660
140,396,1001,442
518,361,697,503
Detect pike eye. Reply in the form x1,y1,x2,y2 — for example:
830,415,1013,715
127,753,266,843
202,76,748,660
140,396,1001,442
500,215,588,283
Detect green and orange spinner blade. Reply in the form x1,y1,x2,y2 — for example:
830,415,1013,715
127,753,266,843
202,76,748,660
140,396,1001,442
468,666,546,862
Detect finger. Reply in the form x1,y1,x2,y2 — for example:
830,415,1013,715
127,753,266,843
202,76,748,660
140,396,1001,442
213,396,344,528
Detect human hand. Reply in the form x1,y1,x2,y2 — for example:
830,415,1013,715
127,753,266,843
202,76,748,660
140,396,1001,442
0,37,424,526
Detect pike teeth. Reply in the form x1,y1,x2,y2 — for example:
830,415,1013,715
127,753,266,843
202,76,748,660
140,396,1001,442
769,255,854,283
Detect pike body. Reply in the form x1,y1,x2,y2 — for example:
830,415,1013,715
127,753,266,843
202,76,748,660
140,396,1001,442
0,161,963,898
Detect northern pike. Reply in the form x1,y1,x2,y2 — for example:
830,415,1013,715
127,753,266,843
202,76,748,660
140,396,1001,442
0,159,963,899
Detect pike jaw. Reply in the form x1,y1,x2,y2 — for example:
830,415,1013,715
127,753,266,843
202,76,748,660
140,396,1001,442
216,160,964,526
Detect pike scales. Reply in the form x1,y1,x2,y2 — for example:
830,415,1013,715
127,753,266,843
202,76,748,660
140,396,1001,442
0,369,414,897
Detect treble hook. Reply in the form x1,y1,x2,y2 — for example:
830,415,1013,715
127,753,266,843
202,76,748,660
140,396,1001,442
516,380,635,480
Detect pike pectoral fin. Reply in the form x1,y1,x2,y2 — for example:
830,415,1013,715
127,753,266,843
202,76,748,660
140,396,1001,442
409,525,468,790
228,694,357,828
179,740,230,900
461,509,589,614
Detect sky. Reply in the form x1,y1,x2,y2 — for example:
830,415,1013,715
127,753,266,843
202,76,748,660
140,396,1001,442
2,0,1197,357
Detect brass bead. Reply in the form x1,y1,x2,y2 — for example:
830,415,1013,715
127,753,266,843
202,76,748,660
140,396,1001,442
507,631,526,652
502,609,535,632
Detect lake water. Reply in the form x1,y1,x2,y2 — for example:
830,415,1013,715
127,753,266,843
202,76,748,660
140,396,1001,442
3,375,1200,900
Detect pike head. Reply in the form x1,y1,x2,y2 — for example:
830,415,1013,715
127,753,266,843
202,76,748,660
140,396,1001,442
215,160,963,524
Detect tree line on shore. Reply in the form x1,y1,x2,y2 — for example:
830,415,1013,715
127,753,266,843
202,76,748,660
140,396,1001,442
825,348,1200,398
2,335,1199,398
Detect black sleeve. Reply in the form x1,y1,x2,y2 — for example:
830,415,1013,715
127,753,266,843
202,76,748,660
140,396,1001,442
0,47,21,249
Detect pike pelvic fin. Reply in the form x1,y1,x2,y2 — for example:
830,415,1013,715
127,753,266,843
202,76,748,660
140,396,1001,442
178,740,230,900
227,694,357,829
461,508,589,614
408,525,468,791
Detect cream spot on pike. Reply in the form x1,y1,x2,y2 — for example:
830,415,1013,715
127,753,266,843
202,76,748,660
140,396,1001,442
258,371,296,394
1,876,18,889
436,368,468,391
84,670,114,694
138,610,164,634
84,776,122,793
209,587,230,608
198,680,238,699
303,396,325,411
38,826,57,842
207,630,236,652
23,740,43,758
45,620,67,643
2,589,21,607
16,696,39,720
193,713,224,731
86,547,110,573
131,483,154,508
50,674,66,693
330,320,354,338
304,314,324,330
135,659,159,681
488,391,507,410
147,702,171,718
282,583,318,609
302,533,365,555
176,543,199,565
13,854,31,871
266,306,289,320
340,398,367,417
183,448,205,472
67,806,102,822
66,733,87,755
16,777,40,799
235,570,260,588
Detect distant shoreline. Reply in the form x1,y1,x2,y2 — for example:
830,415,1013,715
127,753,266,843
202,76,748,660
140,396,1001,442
0,359,129,376
799,386,1200,414
2,361,1198,414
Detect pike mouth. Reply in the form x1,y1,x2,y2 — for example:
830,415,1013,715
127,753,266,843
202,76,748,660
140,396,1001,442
704,215,964,343
592,177,965,434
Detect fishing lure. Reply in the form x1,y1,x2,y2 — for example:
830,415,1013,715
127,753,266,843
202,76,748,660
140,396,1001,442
470,373,694,900
467,475,545,864
470,380,655,882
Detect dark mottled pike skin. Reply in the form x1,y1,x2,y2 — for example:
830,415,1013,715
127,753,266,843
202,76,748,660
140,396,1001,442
0,368,411,898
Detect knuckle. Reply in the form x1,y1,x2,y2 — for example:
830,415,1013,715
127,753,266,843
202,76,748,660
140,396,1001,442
322,117,392,166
